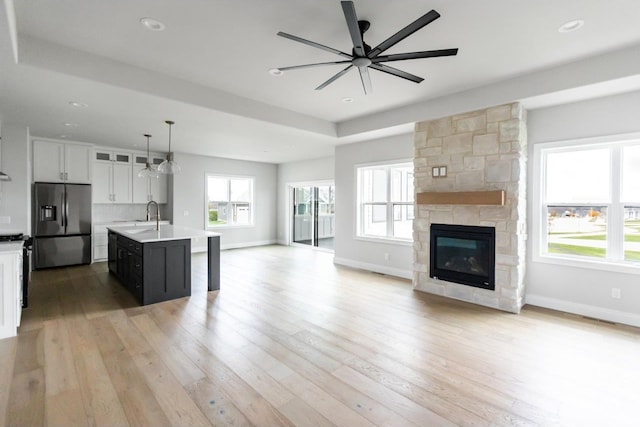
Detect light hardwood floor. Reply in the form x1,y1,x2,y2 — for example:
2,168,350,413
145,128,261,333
1,245,639,426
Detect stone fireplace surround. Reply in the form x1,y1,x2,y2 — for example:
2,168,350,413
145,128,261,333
413,102,527,313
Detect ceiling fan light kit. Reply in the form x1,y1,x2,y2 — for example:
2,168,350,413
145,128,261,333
275,1,458,94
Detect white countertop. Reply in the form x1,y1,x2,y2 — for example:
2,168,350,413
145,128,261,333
107,224,220,243
0,242,23,254
95,220,170,226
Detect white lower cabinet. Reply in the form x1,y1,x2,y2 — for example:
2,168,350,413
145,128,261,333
0,248,22,340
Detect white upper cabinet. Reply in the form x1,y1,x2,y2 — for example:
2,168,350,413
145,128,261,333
92,148,132,203
132,153,168,204
33,140,92,183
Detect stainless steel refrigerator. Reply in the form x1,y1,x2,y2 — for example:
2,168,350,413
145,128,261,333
33,182,92,269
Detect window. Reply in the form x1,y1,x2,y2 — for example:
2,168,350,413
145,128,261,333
357,161,414,241
537,137,640,266
206,175,253,228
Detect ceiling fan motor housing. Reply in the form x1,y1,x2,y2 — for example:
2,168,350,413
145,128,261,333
276,2,458,94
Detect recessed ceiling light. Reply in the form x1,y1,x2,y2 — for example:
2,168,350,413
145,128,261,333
59,135,68,139
558,19,584,33
68,101,88,108
342,97,354,103
269,68,283,76
63,122,78,128
140,17,166,32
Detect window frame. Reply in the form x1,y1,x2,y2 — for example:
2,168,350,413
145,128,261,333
204,173,255,229
532,132,640,274
355,159,414,245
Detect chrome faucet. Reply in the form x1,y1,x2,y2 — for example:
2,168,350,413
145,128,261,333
146,200,160,230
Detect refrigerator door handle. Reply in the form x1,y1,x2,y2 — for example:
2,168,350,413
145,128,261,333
60,192,66,228
64,190,69,234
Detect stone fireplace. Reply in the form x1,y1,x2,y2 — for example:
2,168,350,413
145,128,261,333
413,102,527,313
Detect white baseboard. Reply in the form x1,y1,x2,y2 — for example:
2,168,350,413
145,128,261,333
525,294,640,328
221,239,277,251
333,257,412,280
190,239,277,253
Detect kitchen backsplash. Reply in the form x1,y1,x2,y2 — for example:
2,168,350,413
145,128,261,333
93,204,170,223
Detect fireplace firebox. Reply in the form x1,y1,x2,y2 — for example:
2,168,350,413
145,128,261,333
430,224,495,290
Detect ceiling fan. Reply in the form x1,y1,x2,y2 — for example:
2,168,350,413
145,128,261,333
275,1,458,94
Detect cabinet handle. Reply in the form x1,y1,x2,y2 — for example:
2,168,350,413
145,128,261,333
65,172,68,180
60,172,64,180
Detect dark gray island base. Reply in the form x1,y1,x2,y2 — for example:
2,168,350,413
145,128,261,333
107,225,220,305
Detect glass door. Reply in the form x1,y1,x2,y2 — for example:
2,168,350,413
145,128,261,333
292,184,335,250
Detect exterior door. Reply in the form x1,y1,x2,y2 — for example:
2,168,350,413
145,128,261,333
291,184,335,250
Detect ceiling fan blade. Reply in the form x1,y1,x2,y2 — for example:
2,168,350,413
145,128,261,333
278,60,352,71
371,48,458,63
341,1,366,57
358,66,372,94
368,10,440,58
277,32,352,59
369,63,424,83
315,65,354,90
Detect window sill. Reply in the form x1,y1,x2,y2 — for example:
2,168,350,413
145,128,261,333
355,235,413,247
532,253,640,275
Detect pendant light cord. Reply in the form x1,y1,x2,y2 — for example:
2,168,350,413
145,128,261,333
165,120,175,154
145,134,151,161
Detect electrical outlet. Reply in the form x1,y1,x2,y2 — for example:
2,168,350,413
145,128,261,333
0,216,10,224
384,253,390,261
611,288,621,299
183,210,189,216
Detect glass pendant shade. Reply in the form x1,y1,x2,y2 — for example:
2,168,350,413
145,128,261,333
157,153,182,174
138,164,158,178
138,134,159,178
158,120,181,174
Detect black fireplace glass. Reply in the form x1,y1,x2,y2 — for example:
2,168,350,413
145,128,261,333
430,224,495,290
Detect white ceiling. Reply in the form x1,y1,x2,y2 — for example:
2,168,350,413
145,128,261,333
1,0,640,163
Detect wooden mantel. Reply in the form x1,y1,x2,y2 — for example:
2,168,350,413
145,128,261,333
416,190,505,206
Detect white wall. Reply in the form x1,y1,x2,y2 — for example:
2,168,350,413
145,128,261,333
276,156,334,244
526,90,640,327
172,152,277,250
0,122,30,235
334,133,414,278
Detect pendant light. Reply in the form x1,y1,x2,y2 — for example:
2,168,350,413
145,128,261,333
157,120,181,174
138,134,159,178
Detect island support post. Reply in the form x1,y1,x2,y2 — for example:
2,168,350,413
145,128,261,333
208,235,221,291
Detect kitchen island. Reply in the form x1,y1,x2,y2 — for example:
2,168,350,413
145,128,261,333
107,224,221,305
